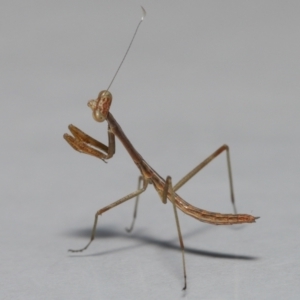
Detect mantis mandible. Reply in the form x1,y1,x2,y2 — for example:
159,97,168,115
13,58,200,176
64,7,258,290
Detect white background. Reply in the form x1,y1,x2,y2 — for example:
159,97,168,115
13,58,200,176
1,1,299,299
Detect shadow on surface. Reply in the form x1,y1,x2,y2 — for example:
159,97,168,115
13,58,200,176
66,225,258,260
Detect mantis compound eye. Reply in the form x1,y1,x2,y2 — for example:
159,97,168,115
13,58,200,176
92,110,105,122
87,90,112,122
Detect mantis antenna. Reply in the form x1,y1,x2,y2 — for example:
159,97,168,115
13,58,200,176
106,6,146,91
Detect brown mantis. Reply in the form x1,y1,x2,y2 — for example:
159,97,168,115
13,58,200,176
64,7,258,290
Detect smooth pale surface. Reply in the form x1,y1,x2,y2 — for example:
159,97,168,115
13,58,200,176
1,1,299,299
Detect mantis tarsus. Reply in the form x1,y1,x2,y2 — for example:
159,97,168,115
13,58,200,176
63,7,258,290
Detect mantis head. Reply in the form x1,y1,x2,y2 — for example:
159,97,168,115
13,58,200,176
88,90,112,122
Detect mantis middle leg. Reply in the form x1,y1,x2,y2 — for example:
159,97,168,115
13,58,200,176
69,178,149,253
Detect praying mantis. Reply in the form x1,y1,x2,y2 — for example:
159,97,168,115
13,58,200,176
63,7,258,290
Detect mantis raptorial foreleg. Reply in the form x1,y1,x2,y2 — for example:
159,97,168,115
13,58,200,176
64,124,115,161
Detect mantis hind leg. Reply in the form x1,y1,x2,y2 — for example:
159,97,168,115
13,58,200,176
173,145,237,214
162,176,187,290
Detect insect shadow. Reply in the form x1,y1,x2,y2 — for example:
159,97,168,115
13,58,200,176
67,225,258,261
